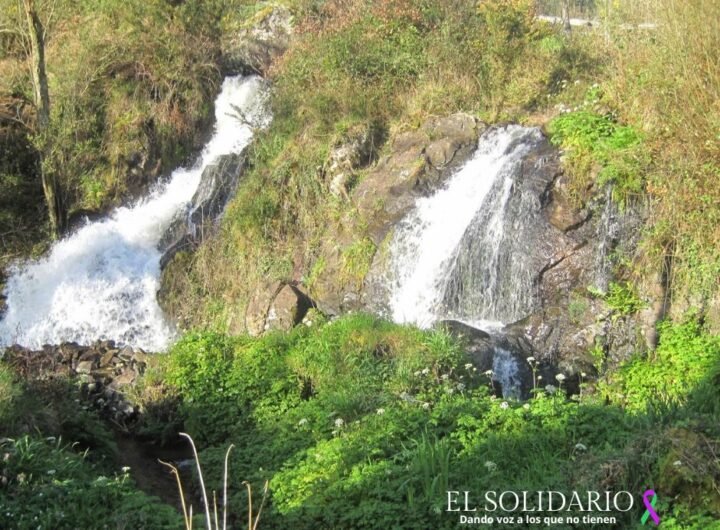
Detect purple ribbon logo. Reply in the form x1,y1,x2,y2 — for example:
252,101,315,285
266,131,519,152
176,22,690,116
641,489,660,526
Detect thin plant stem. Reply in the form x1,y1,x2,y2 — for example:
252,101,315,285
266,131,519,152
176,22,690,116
181,432,212,530
159,459,192,530
223,444,235,530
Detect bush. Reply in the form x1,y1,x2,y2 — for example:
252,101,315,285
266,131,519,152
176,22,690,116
153,315,720,529
0,436,181,529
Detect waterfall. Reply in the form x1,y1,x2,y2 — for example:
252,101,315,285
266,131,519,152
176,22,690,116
0,76,268,351
387,125,545,329
385,125,548,398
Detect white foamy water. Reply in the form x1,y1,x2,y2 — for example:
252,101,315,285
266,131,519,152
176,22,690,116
0,76,268,351
388,125,542,328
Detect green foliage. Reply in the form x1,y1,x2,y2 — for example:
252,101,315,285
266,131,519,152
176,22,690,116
588,281,644,317
150,315,720,529
608,318,720,412
0,363,20,424
340,238,377,289
0,436,181,529
549,105,646,206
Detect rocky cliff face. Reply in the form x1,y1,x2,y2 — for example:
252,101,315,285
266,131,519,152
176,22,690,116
308,118,652,395
309,113,484,315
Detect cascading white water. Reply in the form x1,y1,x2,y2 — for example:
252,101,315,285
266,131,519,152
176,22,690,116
387,125,543,329
0,76,268,351
387,125,545,398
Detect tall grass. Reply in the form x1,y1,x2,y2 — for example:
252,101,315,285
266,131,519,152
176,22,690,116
601,0,720,301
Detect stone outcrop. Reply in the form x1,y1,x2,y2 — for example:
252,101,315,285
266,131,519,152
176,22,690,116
2,341,148,426
159,153,247,268
325,124,381,200
354,112,482,244
244,282,313,337
309,113,484,315
222,5,293,75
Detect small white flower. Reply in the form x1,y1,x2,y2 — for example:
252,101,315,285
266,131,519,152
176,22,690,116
555,373,566,382
526,356,535,364
376,408,385,415
414,370,421,377
121,466,131,473
445,387,455,394
537,375,543,380
456,383,465,391
580,372,587,377
298,418,308,426
422,402,430,410
574,443,587,452
545,384,557,394
421,368,430,376
523,403,530,410
47,470,56,475
500,401,509,409
484,461,497,472
334,418,345,428
464,363,473,370
673,460,683,467
441,374,449,381
484,370,493,377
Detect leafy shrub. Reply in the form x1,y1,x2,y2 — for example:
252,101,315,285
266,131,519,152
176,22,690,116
607,318,720,412
548,105,645,206
154,315,720,529
0,436,181,529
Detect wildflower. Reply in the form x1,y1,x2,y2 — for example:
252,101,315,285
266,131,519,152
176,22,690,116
484,461,497,472
526,356,535,364
555,373,566,382
523,403,530,410
376,408,385,415
422,402,431,410
464,363,473,370
537,375,543,380
47,470,56,475
414,370,421,377
545,384,557,395
298,418,308,426
421,368,430,376
121,466,131,473
484,370,493,377
441,374,449,381
445,387,454,395
500,401,509,409
574,443,587,452
580,372,587,378
673,460,683,467
334,418,345,428
456,383,465,392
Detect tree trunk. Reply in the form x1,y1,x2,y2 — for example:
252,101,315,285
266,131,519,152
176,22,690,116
23,0,64,238
561,0,572,33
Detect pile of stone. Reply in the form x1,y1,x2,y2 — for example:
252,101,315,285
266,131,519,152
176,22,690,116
2,340,148,425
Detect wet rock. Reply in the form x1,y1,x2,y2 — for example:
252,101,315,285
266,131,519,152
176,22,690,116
160,153,247,268
441,320,534,399
222,5,292,75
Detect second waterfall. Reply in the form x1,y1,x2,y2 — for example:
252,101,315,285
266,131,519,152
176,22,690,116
387,125,547,329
